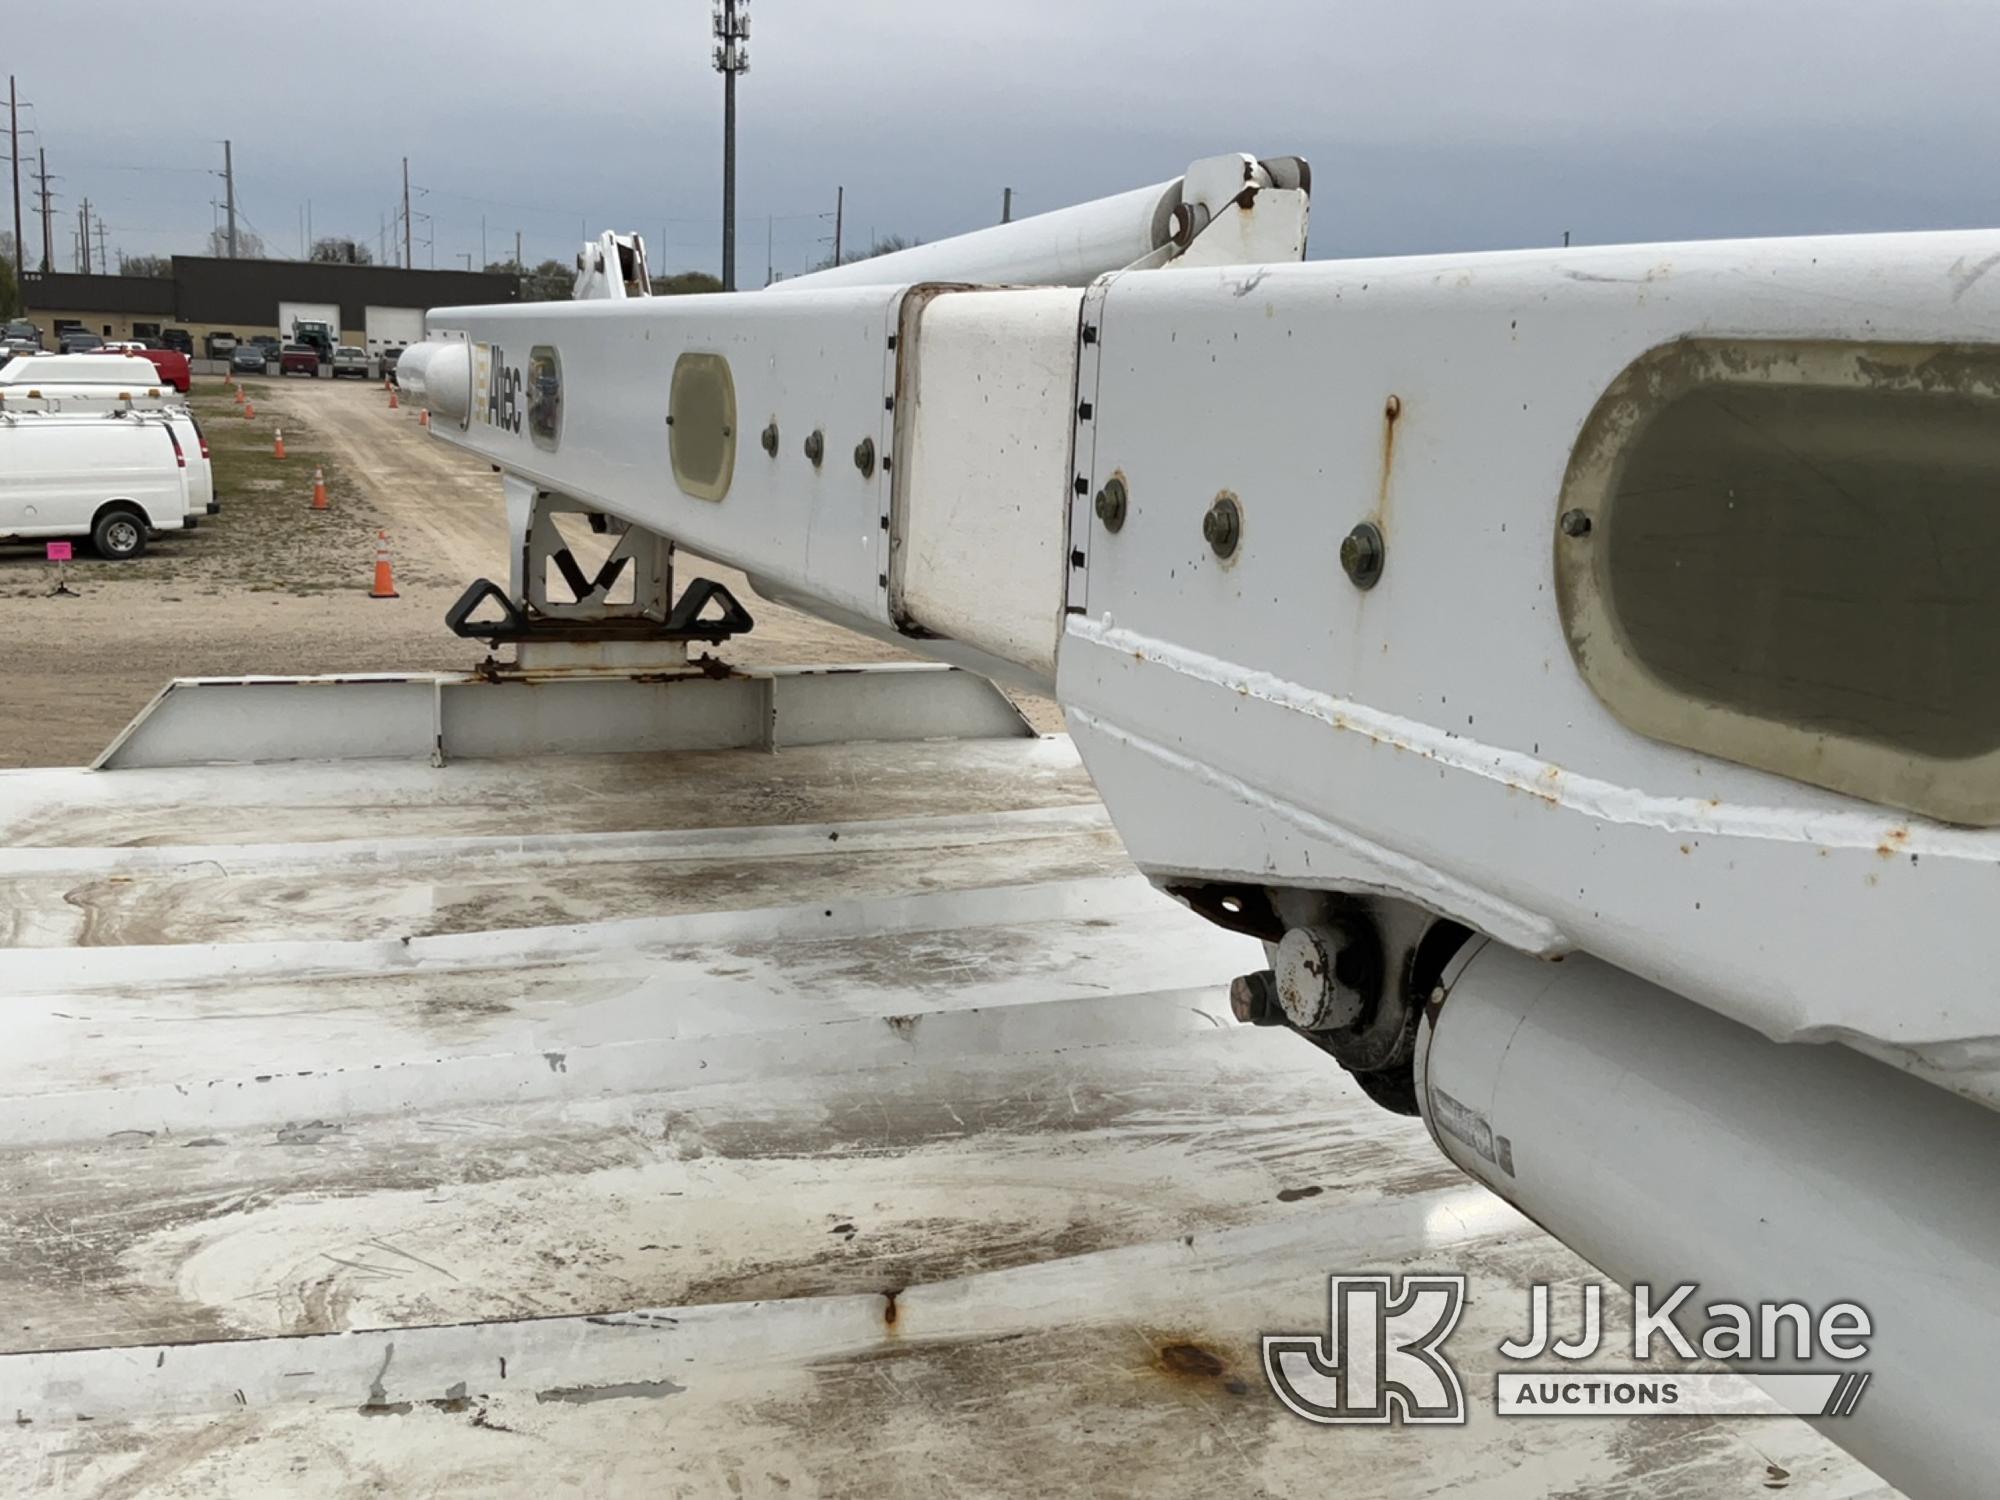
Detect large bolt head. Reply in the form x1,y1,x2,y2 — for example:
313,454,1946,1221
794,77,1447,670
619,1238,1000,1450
1275,926,1364,1031
1203,494,1241,558
1340,522,1385,590
1095,475,1127,532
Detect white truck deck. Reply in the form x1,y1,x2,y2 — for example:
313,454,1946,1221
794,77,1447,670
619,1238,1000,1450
0,665,1890,1496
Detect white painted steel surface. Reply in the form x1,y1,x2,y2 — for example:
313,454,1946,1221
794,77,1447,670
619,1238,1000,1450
0,671,1891,1497
1057,231,2000,1091
1420,941,1999,1500
777,153,1309,293
426,287,899,629
416,219,2000,1089
92,662,1029,769
891,287,1083,683
775,181,1179,293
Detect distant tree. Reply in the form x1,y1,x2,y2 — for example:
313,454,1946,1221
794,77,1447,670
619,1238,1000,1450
0,233,18,317
655,270,722,295
524,258,574,302
310,237,373,265
117,253,172,278
809,233,917,273
481,259,717,299
204,226,266,260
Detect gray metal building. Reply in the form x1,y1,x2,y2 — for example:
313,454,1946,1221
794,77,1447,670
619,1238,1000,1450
21,258,519,352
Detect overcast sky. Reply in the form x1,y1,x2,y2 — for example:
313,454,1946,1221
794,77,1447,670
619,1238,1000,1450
5,1,1997,279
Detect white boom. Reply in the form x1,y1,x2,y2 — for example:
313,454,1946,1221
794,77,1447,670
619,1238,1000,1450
394,154,2000,1497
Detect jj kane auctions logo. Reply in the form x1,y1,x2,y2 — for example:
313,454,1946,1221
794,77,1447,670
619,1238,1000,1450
1264,1276,1873,1423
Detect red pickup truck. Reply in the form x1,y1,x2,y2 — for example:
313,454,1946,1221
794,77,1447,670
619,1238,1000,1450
279,343,321,378
84,345,191,393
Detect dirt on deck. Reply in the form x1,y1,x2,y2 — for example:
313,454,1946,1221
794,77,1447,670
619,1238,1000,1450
0,375,1041,769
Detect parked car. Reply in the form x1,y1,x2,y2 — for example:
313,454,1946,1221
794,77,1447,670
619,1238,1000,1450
2,320,42,351
331,346,369,379
86,346,191,393
279,344,319,377
160,328,193,356
143,347,192,393
204,331,239,359
230,343,269,374
380,346,404,386
0,409,190,559
58,330,105,354
249,335,281,363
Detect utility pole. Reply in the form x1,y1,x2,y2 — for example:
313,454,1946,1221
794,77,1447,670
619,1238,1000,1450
9,77,23,291
93,212,108,274
712,0,750,290
35,150,54,276
222,139,237,259
480,214,487,270
1001,187,1013,224
402,156,412,270
515,229,522,271
35,148,52,273
833,185,843,267
765,214,772,287
77,200,88,274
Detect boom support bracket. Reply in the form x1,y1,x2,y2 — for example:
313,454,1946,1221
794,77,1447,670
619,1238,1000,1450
445,482,753,669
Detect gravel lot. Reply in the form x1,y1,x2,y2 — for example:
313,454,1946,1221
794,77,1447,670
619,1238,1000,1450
0,374,972,767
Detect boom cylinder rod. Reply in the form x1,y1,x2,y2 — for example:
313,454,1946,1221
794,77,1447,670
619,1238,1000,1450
1418,942,2000,1499
772,180,1182,293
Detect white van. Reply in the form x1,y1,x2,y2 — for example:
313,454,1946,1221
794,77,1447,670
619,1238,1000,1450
0,410,192,560
0,352,168,395
0,389,217,521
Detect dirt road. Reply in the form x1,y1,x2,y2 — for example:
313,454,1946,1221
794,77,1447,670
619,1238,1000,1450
1,375,934,767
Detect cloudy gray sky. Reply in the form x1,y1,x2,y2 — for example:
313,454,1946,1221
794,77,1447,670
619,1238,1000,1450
6,1,1996,279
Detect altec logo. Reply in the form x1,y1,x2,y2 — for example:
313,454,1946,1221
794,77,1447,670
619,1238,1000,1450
1264,1276,1873,1425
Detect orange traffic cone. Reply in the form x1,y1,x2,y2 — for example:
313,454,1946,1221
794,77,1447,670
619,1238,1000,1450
368,530,399,599
273,428,287,460
243,400,255,420
419,408,430,429
233,385,244,405
310,467,328,511
388,386,399,410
